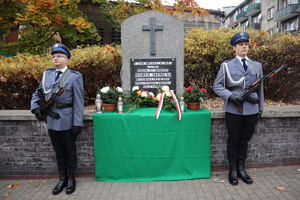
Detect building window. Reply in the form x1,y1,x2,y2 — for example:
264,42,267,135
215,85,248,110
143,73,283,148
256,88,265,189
282,18,299,31
267,7,274,20
225,18,231,27
253,14,261,24
267,29,274,35
241,21,249,30
239,6,247,13
284,0,298,6
234,12,237,22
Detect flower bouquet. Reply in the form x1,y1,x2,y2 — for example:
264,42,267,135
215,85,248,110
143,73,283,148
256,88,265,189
154,85,181,120
124,86,157,113
99,86,124,112
154,85,177,112
182,85,208,110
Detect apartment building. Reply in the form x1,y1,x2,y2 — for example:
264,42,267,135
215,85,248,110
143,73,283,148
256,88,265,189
222,0,300,34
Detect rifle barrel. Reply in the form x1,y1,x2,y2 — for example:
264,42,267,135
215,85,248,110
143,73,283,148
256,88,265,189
275,65,285,73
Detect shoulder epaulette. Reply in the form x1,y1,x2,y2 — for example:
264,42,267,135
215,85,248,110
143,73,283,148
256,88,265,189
223,59,233,63
251,59,261,64
71,70,80,74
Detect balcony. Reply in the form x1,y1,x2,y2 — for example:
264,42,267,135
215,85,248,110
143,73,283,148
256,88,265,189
246,3,261,16
275,4,298,22
236,11,247,23
250,23,261,30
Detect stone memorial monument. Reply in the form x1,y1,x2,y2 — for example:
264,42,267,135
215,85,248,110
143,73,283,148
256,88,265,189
121,11,184,94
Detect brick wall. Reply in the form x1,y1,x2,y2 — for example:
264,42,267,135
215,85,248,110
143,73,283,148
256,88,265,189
211,117,300,169
0,121,95,177
0,110,299,178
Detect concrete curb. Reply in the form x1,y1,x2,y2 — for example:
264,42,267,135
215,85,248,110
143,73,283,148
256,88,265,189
1,106,300,120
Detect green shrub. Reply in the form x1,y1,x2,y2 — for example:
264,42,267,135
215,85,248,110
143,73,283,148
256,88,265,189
0,29,299,109
69,45,122,106
0,44,121,109
184,28,300,103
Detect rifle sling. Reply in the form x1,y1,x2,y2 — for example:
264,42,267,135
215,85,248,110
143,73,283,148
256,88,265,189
251,61,259,80
56,68,71,93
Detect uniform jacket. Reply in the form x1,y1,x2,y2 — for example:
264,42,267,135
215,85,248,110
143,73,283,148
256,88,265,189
213,57,264,115
31,67,84,131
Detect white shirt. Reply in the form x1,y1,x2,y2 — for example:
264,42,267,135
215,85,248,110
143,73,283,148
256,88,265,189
236,56,249,66
56,66,68,78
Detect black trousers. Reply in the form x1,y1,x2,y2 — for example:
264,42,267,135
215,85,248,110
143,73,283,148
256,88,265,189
225,112,258,162
48,129,77,174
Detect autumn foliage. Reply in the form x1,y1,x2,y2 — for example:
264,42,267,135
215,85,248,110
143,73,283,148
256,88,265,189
0,0,100,54
101,0,209,31
0,44,122,109
1,0,209,55
0,29,299,109
184,28,300,102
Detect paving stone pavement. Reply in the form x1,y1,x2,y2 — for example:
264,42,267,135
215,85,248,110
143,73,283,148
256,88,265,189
1,165,299,200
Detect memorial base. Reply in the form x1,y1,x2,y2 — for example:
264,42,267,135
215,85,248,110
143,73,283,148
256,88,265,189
93,107,211,182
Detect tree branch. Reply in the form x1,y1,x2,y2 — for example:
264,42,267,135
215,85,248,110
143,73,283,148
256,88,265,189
1,30,59,49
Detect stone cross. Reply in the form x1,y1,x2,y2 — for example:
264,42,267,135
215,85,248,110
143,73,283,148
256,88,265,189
121,11,184,94
142,17,163,55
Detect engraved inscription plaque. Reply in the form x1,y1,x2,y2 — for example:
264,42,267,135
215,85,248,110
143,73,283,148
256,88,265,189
130,58,176,93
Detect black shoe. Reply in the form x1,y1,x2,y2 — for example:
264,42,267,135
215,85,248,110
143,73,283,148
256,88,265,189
52,171,68,195
66,173,76,195
229,161,238,186
237,160,253,184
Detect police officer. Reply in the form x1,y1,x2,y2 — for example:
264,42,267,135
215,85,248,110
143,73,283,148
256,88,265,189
31,43,84,195
213,32,264,186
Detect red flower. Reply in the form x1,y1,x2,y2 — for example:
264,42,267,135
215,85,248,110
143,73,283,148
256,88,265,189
186,87,193,92
200,88,207,92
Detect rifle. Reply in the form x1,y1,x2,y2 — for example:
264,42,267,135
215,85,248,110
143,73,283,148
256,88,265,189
41,83,69,123
237,65,285,112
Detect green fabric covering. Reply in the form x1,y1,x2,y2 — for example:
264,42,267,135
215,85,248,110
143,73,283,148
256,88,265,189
93,107,211,182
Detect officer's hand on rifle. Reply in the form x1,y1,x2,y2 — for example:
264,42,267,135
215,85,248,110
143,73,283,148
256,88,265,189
72,126,82,138
32,108,43,121
229,94,243,106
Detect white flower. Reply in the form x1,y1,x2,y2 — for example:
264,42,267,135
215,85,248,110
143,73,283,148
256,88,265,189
117,86,123,93
162,85,169,92
166,91,171,97
149,92,154,98
141,92,148,98
101,86,110,93
132,86,139,91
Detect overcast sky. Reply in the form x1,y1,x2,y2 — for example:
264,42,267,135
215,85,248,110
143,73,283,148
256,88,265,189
164,0,244,10
197,0,244,10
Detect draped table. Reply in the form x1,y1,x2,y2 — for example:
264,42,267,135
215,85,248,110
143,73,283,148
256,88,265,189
93,107,211,182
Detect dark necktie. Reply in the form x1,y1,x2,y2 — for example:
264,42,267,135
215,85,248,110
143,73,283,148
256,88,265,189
55,71,62,81
242,58,248,71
